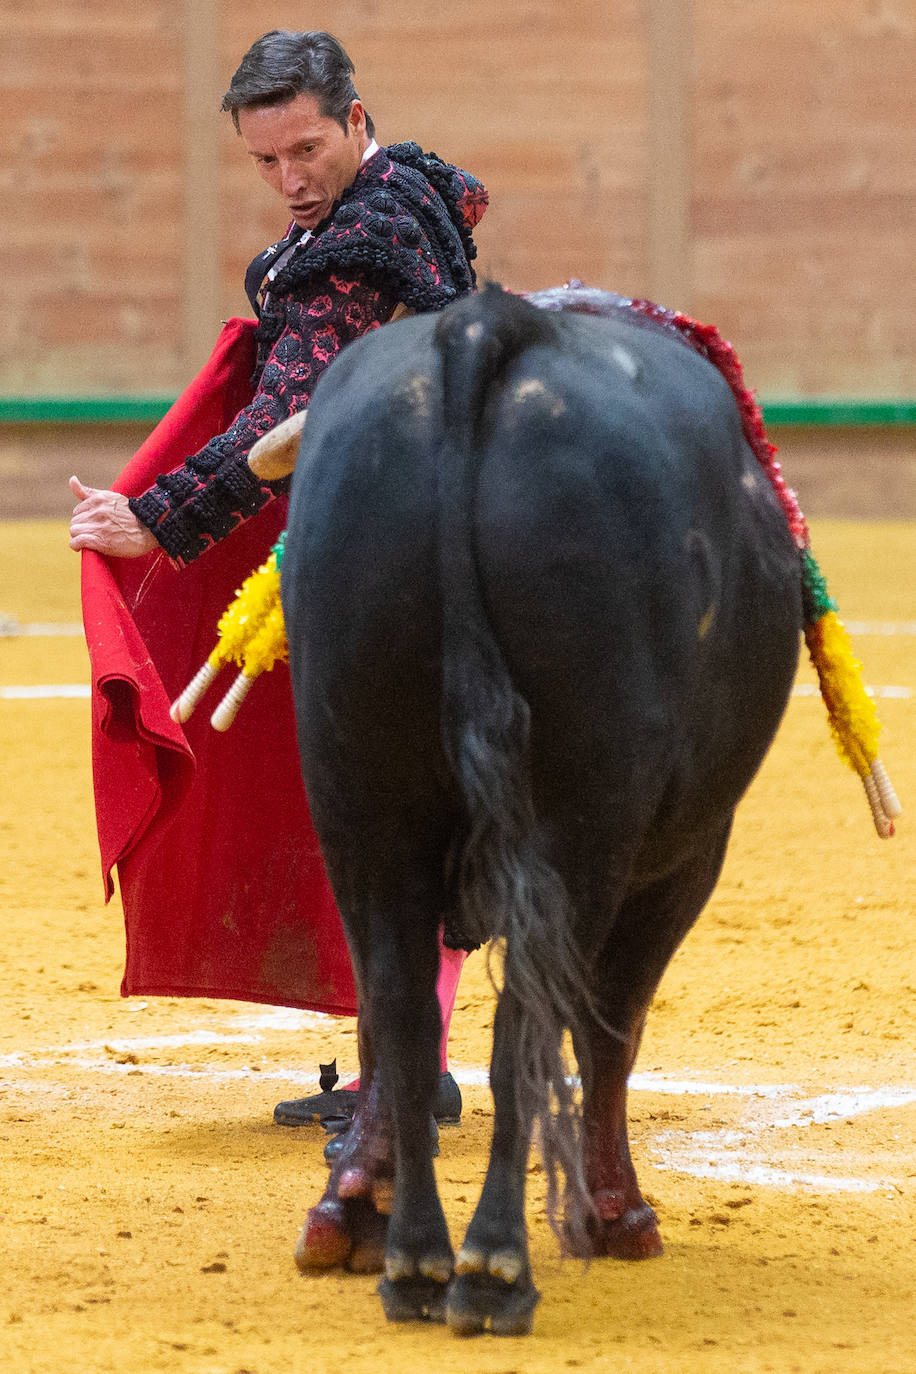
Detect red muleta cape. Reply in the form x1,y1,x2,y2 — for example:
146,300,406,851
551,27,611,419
82,318,356,1013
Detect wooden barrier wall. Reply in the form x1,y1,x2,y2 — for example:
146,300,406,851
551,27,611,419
3,1,914,397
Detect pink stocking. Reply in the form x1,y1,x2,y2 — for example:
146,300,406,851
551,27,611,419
435,939,467,1073
344,937,466,1088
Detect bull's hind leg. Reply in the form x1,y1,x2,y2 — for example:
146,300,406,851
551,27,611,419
366,912,455,1321
295,1018,395,1274
569,825,732,1259
296,929,450,1302
446,989,541,1336
570,1007,663,1260
295,850,450,1291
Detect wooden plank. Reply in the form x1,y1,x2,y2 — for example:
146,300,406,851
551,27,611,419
218,0,652,306
646,0,692,310
181,0,223,374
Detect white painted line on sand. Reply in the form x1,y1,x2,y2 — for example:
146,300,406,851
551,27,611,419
844,621,916,636
772,1086,916,1127
791,683,912,700
649,1151,895,1194
0,620,84,638
1,684,90,699
646,1083,916,1194
5,618,915,641
2,683,912,703
5,1011,914,1195
6,1057,322,1086
0,1009,334,1065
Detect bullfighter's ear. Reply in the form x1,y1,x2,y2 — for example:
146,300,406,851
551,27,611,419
248,409,308,480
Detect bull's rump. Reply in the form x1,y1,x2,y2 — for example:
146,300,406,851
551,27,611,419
282,293,800,883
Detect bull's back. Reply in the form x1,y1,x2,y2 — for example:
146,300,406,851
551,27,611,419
283,291,800,870
459,303,800,863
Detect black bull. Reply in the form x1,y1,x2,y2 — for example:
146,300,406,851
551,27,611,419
279,284,802,1334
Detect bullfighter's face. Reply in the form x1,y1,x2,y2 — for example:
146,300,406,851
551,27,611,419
238,93,370,231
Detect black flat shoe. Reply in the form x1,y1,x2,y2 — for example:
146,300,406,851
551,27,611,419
274,1069,462,1127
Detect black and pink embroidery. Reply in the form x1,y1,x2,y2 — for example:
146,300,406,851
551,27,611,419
129,145,488,567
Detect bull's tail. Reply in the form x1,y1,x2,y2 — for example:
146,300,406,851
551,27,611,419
433,286,594,1246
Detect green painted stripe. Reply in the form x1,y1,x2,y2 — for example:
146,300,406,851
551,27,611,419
1,395,915,426
763,399,916,426
0,395,177,424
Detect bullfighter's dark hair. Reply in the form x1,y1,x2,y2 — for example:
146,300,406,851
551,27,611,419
221,30,375,139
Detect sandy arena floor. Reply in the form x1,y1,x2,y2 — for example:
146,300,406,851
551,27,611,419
1,518,914,1374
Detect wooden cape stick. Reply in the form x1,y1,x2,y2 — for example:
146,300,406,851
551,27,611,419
247,408,308,480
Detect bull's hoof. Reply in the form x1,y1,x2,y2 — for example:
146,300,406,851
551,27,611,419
378,1252,453,1323
295,1196,390,1274
566,1194,663,1260
295,1199,351,1271
445,1272,539,1336
445,1245,539,1336
295,1077,398,1274
347,1206,389,1273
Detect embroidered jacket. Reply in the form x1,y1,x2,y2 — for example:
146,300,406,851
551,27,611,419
130,143,488,566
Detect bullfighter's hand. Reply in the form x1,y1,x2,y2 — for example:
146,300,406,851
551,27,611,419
68,476,158,557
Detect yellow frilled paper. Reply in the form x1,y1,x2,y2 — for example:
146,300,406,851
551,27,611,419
170,536,288,732
173,537,901,837
801,550,900,837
